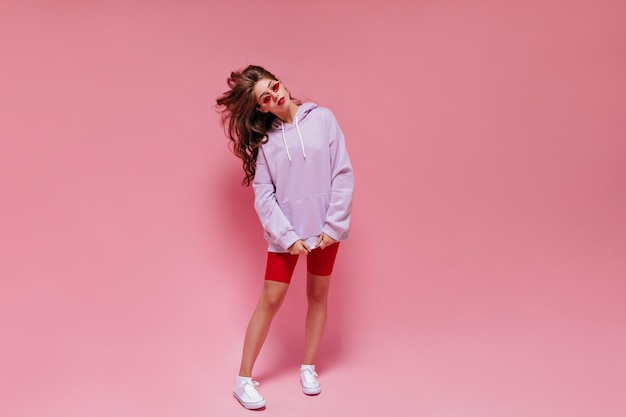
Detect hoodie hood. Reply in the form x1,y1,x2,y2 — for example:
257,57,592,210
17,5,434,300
270,102,318,162
270,102,318,129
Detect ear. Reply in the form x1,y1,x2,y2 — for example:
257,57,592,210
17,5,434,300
257,106,268,113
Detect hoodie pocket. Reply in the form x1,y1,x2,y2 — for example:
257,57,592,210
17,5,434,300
280,194,329,240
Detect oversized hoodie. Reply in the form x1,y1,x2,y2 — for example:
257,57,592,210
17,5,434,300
253,102,354,253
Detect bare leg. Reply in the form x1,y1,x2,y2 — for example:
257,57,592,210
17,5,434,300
303,272,331,365
239,280,290,377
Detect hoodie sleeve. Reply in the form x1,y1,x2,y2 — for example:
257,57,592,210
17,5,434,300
322,111,354,241
253,147,300,251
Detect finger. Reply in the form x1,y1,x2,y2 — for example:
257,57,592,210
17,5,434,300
303,242,311,253
322,238,334,249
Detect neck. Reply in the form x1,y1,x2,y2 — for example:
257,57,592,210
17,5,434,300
273,102,299,124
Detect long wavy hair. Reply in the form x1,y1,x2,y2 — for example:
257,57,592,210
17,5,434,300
216,65,279,186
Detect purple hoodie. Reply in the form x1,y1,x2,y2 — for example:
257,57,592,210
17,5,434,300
253,102,354,252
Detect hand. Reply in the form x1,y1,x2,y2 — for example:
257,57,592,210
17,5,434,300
288,240,311,255
315,232,336,250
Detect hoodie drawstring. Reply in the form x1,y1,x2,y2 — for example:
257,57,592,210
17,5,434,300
280,122,292,162
281,118,306,162
295,118,306,160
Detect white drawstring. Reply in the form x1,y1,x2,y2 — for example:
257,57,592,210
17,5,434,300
281,117,306,162
295,117,306,160
280,122,292,162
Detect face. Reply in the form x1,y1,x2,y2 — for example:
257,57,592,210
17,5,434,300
253,78,290,113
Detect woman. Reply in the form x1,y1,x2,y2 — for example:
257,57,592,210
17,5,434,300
216,65,354,410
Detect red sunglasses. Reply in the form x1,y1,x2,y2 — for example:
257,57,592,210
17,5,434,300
261,81,280,104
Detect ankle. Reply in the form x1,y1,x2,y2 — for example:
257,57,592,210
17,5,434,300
236,375,252,384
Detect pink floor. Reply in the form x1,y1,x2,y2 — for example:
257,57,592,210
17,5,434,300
4,244,625,417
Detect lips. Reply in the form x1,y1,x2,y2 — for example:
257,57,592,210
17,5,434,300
278,97,285,106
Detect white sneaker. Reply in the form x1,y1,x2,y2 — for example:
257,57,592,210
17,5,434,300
233,379,266,410
300,365,321,395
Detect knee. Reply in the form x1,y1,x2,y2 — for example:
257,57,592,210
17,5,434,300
260,292,285,312
307,287,329,305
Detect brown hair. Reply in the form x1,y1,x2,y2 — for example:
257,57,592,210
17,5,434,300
216,65,278,186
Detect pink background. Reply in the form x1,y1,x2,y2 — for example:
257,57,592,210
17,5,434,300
1,1,625,416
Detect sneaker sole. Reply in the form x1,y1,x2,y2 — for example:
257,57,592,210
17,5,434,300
302,386,321,395
233,392,266,410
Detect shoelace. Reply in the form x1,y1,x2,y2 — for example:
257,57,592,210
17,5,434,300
301,368,318,385
242,380,262,400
